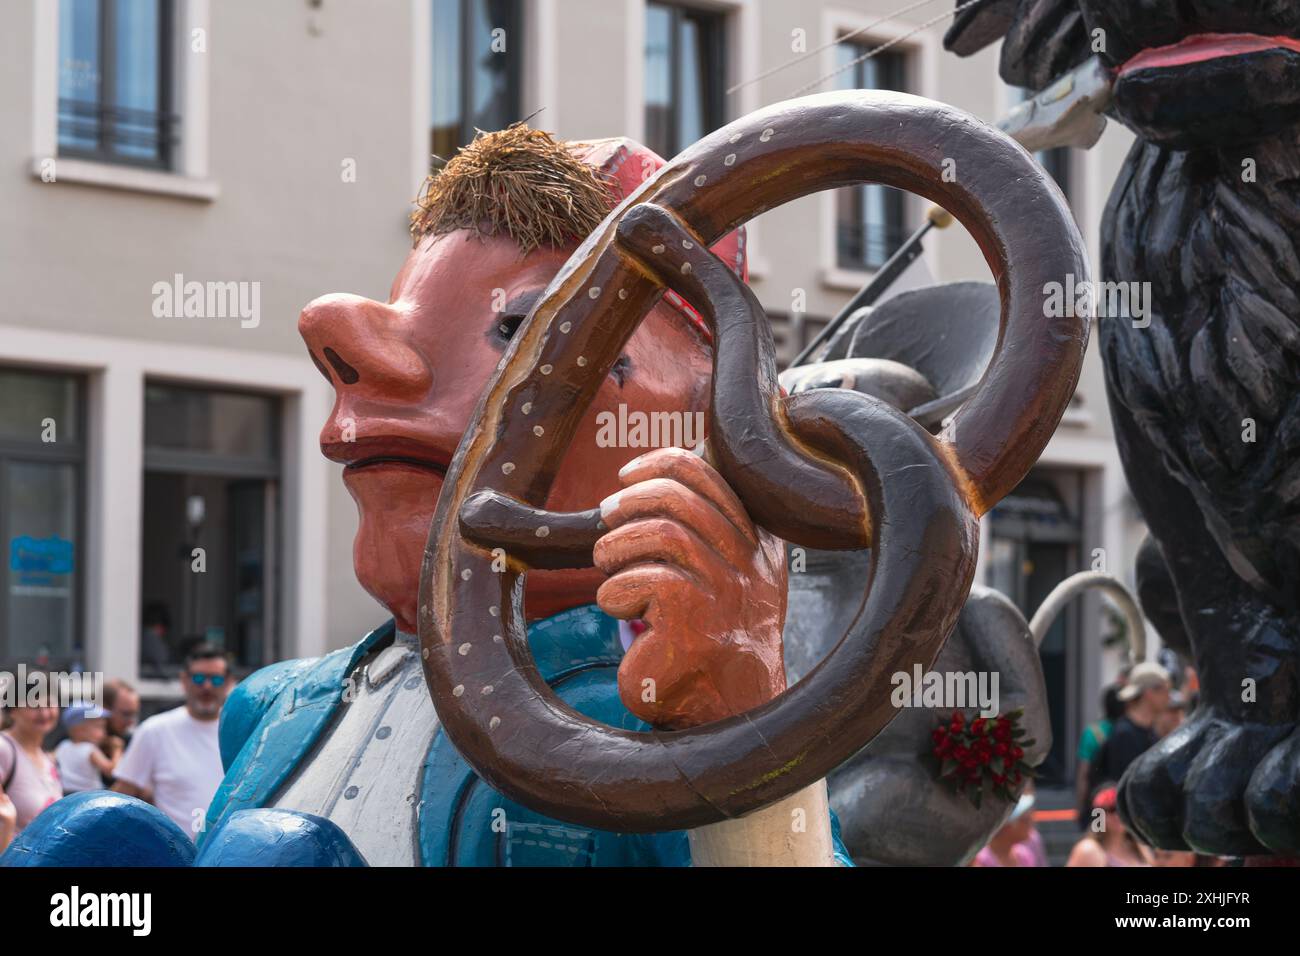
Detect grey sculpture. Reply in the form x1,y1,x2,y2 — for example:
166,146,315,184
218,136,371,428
781,281,1148,865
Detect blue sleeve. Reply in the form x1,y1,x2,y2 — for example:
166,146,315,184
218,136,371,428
638,829,692,866
830,807,855,867
218,658,314,771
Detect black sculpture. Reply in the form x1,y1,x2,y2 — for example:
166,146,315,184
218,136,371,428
946,0,1300,855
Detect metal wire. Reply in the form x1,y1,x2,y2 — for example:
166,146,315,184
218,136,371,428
724,0,950,95
789,0,985,97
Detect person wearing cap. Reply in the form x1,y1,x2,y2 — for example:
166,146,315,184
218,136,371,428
1089,661,1172,798
54,702,117,796
1074,678,1127,830
1067,783,1152,867
972,791,1042,867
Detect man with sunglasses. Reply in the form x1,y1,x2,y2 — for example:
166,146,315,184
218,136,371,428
112,644,230,840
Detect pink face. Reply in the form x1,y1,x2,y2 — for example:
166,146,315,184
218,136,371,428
73,717,107,744
299,229,711,633
10,706,59,738
109,690,140,737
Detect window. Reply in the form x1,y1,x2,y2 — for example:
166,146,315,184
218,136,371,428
834,41,909,270
58,0,178,169
1039,148,1072,198
985,473,1083,788
766,311,831,371
431,0,523,164
139,384,280,678
0,369,85,671
644,1,726,159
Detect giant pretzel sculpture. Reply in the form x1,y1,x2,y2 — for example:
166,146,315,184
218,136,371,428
418,90,1089,832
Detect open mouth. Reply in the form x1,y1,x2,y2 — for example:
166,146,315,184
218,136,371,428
1109,31,1300,148
1120,33,1300,77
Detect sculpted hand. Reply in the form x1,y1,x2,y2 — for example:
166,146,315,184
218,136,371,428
596,446,788,729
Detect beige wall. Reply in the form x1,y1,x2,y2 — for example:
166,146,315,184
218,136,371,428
2,1,416,351
1,0,409,665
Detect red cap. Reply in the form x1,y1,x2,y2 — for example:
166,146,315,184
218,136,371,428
568,137,748,345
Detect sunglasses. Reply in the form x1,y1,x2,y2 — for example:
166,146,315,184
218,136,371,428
188,673,228,688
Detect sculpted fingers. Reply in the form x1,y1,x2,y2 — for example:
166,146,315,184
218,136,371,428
597,449,789,729
599,477,753,567
596,562,695,621
593,517,724,585
616,446,758,546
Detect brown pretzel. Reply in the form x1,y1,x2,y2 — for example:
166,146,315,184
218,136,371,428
418,90,1089,832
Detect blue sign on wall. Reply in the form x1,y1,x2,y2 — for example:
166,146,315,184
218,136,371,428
9,535,75,583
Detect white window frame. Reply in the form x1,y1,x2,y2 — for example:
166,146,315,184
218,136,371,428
413,0,538,192
622,0,769,275
31,0,218,201
0,324,331,698
819,8,939,292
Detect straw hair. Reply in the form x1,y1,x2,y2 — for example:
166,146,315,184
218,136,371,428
411,123,615,254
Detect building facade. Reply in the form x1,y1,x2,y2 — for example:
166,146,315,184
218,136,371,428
1,0,1145,790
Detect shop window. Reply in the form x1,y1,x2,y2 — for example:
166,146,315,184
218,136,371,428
139,383,279,678
0,368,85,670
986,474,1083,787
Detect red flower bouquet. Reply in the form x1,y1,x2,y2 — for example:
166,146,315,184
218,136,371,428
931,708,1035,808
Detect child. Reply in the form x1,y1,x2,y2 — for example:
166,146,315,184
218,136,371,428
54,702,118,795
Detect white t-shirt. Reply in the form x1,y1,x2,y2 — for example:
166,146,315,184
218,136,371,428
114,706,223,840
54,739,103,793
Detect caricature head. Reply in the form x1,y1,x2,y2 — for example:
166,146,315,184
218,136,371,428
299,125,743,632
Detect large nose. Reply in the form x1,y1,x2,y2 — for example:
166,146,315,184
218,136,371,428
298,293,433,401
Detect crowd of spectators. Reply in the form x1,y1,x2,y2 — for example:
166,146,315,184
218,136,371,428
0,644,230,854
